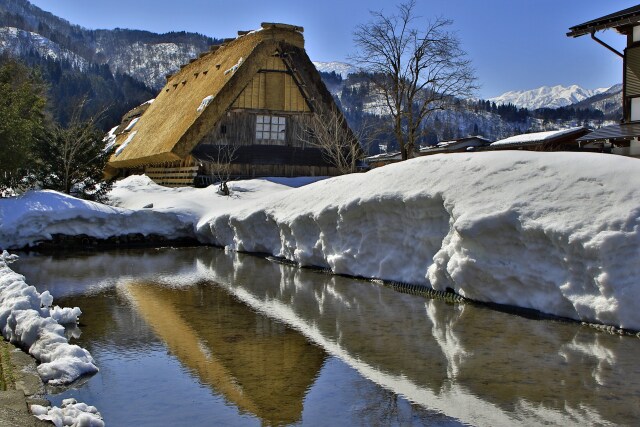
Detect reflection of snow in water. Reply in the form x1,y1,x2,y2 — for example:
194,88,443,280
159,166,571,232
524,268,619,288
424,300,470,379
13,248,640,426
560,335,616,386
217,281,520,427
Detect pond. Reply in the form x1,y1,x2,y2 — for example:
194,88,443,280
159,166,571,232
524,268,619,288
12,247,640,426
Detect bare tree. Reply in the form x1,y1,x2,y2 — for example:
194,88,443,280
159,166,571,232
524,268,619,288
299,103,365,174
33,106,114,201
352,0,477,160
206,138,239,196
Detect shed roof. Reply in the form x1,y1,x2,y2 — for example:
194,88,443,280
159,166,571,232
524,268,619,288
363,152,401,163
576,123,640,143
490,127,588,147
108,23,307,169
567,5,640,37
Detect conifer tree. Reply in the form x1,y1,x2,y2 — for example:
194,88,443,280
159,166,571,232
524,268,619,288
0,57,46,193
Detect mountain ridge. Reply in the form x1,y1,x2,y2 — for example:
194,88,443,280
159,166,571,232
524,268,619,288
488,84,617,110
0,0,218,89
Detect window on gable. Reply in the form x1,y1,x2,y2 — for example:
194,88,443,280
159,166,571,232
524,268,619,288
256,115,286,142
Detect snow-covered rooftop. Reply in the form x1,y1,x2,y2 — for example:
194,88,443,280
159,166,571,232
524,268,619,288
490,127,585,147
364,152,401,162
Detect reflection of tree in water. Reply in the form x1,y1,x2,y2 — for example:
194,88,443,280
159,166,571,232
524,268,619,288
351,376,458,426
353,382,401,424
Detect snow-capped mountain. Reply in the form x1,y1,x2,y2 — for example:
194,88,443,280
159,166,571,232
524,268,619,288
98,40,206,90
312,61,356,79
571,83,622,116
0,26,88,70
489,85,611,110
0,0,217,89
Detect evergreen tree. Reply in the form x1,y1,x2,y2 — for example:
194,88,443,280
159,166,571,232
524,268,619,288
0,57,46,193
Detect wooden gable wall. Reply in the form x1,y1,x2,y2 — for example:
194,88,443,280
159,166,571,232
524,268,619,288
232,55,311,112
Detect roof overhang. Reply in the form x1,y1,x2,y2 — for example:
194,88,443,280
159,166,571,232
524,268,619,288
576,123,640,144
567,5,640,37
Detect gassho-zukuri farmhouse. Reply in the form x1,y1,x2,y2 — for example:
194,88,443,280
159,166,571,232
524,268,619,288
105,23,353,187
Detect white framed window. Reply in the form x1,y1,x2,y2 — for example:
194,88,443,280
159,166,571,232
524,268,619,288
634,25,640,43
256,115,286,142
632,97,640,122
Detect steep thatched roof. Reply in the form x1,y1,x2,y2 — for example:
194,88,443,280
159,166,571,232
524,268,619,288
108,23,309,169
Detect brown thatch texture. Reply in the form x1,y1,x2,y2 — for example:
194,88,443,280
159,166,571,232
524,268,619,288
109,27,305,169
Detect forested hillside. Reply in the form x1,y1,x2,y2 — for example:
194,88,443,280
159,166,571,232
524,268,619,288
0,0,219,129
320,71,621,154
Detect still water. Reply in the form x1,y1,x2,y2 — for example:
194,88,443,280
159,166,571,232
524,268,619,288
12,247,640,426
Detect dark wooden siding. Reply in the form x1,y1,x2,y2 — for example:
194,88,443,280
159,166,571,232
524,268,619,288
625,46,640,97
197,110,313,148
191,144,332,167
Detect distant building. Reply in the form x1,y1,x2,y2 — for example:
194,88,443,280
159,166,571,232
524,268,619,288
364,136,492,168
489,127,590,151
568,5,640,157
106,23,354,186
419,136,492,156
363,151,401,169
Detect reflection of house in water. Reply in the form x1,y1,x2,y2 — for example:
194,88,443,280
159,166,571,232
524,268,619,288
124,281,326,425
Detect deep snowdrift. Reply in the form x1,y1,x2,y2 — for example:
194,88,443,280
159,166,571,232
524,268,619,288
0,152,638,330
32,398,104,427
0,251,98,385
0,189,196,249
196,152,640,330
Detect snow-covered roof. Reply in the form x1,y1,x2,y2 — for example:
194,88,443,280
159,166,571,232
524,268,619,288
422,136,492,151
364,152,401,162
490,127,586,147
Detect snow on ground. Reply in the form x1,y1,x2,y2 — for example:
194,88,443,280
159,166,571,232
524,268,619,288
0,251,98,385
0,189,195,249
0,152,639,330
32,398,104,427
108,174,326,217
195,152,640,330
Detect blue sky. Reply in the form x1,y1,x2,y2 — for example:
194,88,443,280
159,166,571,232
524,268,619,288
29,0,638,99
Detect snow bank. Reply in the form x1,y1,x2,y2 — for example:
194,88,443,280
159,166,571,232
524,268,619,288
32,398,104,427
0,251,98,385
196,152,640,330
0,189,195,250
2,152,639,330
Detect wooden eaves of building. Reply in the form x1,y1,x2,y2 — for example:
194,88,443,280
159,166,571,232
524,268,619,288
568,5,640,157
106,23,353,187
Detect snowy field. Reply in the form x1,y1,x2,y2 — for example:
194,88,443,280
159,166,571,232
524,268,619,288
1,151,639,330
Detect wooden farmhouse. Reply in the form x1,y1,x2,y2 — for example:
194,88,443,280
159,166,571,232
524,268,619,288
105,23,353,186
568,5,640,157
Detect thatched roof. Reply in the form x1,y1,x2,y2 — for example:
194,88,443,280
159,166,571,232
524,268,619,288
108,23,310,169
